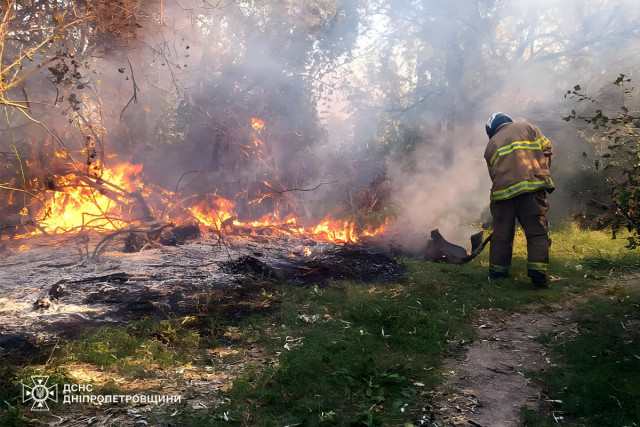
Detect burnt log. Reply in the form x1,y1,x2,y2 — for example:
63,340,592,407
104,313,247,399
276,245,402,285
426,229,468,263
159,224,200,246
123,232,153,252
425,229,491,264
123,224,201,252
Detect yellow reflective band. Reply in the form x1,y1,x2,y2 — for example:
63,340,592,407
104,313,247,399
490,178,554,201
489,136,549,168
527,262,548,271
489,264,510,273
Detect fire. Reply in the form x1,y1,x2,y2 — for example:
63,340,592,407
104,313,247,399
188,198,386,244
1,113,391,245
7,156,387,244
251,118,265,130
21,162,144,236
312,219,357,244
362,218,390,237
190,198,236,231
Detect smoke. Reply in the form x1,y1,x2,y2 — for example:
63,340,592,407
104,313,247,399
4,0,640,246
385,124,489,254
324,0,640,252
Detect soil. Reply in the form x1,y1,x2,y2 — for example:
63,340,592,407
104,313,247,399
428,275,640,427
429,304,579,426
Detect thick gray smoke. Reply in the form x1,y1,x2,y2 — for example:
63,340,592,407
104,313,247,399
313,0,640,253
4,0,640,249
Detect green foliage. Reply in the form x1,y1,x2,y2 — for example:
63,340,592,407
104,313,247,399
64,317,202,370
564,74,640,248
583,250,640,272
521,406,550,426
0,403,24,427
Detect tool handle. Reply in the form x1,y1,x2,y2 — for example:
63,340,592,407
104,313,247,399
460,232,493,264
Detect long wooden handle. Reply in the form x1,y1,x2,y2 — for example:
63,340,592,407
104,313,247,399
460,232,493,264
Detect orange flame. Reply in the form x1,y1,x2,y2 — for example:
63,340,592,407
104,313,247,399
22,162,144,236
251,118,265,130
10,157,387,244
188,197,386,244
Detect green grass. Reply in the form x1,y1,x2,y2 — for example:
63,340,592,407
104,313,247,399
63,317,203,369
1,224,639,426
172,224,637,426
527,288,640,426
222,281,454,425
0,364,74,426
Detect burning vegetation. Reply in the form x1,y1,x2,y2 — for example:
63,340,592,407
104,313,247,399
0,0,398,257
1,121,388,246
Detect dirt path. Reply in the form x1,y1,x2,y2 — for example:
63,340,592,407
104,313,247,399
431,305,578,426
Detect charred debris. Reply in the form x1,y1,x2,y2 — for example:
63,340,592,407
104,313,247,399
0,226,405,350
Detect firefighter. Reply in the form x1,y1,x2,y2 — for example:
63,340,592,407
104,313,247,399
483,113,554,284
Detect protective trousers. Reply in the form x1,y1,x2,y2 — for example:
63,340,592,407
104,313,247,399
489,190,550,282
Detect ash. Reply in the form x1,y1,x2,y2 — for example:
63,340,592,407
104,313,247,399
0,231,402,349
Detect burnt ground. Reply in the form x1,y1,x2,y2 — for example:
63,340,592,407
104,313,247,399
0,231,403,425
0,231,402,346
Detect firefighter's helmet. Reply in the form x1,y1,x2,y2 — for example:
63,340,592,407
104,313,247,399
485,112,513,138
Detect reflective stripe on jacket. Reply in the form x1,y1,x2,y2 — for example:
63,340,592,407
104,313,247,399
484,121,553,201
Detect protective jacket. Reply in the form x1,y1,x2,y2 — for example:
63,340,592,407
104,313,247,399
483,121,553,201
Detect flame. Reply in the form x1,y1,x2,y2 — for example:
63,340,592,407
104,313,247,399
190,198,236,230
4,114,390,244
362,218,390,237
23,162,144,236
188,197,386,244
9,154,388,244
312,219,357,243
251,118,264,130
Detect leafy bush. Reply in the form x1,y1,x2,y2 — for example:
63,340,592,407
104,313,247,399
564,74,640,248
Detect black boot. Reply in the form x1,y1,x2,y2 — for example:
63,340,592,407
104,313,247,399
528,269,549,285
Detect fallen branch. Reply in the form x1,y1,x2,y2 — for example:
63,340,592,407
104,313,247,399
76,175,153,221
161,170,199,218
92,221,172,258
262,174,337,194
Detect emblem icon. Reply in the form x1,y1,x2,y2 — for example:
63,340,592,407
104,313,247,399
22,376,58,411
